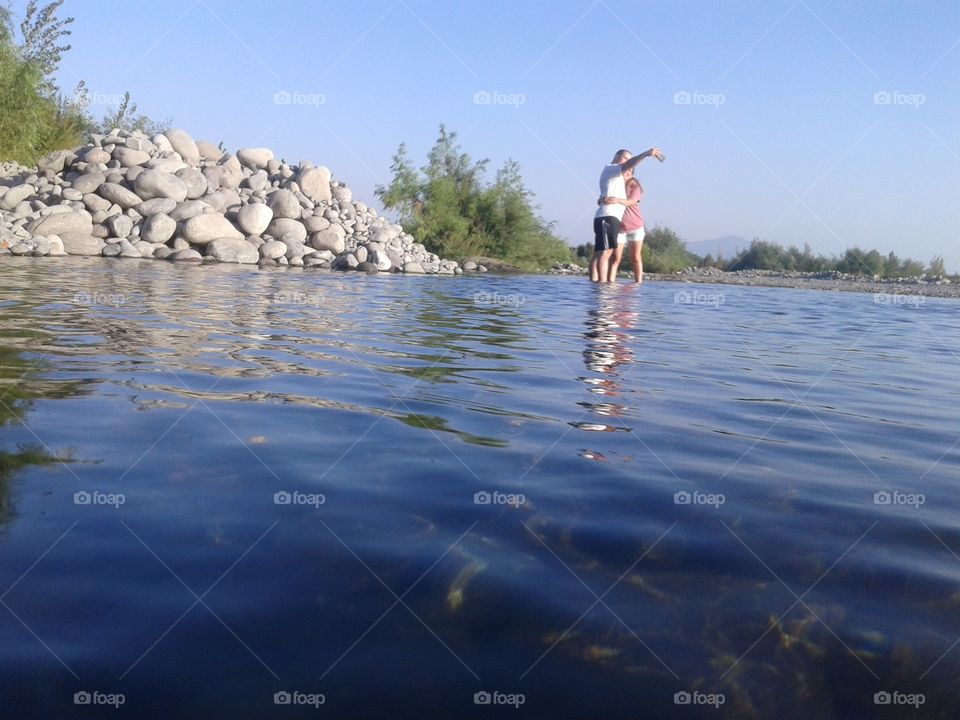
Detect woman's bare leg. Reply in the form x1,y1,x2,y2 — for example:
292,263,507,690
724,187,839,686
631,242,643,283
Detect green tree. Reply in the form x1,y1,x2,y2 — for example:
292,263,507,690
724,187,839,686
927,255,946,277
640,226,698,273
376,125,570,269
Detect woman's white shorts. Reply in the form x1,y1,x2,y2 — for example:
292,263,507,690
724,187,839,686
617,227,645,245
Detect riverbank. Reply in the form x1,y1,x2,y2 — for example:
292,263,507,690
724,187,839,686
546,262,959,299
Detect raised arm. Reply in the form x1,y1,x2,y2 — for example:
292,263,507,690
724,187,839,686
622,148,663,172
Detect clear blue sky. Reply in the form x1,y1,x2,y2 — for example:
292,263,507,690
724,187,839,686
25,0,960,269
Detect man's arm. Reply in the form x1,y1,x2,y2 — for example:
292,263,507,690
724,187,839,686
622,147,663,173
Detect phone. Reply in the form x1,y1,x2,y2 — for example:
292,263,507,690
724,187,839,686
656,153,666,163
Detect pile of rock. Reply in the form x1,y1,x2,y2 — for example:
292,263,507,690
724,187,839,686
0,128,460,274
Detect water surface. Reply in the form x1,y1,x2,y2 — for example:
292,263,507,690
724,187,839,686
1,258,958,718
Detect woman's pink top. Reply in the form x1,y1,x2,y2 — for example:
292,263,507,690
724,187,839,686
620,182,644,233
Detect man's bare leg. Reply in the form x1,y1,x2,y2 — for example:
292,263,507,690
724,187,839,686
589,250,601,282
597,249,613,282
608,245,624,283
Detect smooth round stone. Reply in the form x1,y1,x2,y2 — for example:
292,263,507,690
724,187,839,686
47,236,66,255
168,248,202,262
83,148,111,165
134,170,188,202
153,246,173,259
206,237,258,264
332,185,352,204
259,240,287,259
403,262,426,274
297,166,331,203
369,249,392,271
145,158,188,174
27,210,93,236
0,184,35,211
180,214,243,245
196,140,223,162
356,261,379,273
70,171,106,194
112,147,151,167
236,148,274,170
175,168,207,199
98,183,142,209
56,233,100,257
462,260,477,271
266,189,300,219
102,242,122,257
135,198,178,216
151,134,174,153
118,239,141,258
168,200,210,222
141,213,176,244
61,188,83,201
265,218,306,243
170,238,190,251
106,213,134,238
243,171,269,192
332,253,358,270
83,193,112,212
309,228,345,254
354,246,368,264
163,128,200,165
237,203,273,235
303,215,330,233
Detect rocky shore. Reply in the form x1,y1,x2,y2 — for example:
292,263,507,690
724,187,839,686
545,262,960,299
0,128,460,274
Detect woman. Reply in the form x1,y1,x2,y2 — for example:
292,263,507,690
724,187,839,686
602,167,645,283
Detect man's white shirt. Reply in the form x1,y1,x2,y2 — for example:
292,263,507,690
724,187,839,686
594,164,626,221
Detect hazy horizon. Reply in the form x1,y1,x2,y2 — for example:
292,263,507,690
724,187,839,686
26,0,960,270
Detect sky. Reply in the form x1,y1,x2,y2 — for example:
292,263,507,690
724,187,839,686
21,0,960,269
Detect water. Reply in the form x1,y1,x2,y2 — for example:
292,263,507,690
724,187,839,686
1,258,958,719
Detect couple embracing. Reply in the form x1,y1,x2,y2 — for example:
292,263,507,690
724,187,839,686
590,147,663,283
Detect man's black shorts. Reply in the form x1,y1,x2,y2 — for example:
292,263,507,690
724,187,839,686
594,216,620,252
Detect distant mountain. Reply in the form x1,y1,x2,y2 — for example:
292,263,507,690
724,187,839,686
685,235,750,259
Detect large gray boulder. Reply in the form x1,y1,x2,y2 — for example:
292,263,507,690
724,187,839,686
71,171,106,195
180,214,243,245
298,167,332,203
236,148,273,171
59,232,102,256
134,170,188,202
266,218,306,244
309,227,345,254
98,182,142,209
135,198,178,216
27,210,93,236
266,189,300,219
168,200,210,222
207,237,258,264
237,203,273,235
106,213,134,238
141,213,177,244
0,184,34,211
164,129,200,165
113,147,151,167
176,168,207,199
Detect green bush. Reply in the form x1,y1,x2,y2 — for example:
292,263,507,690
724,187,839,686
376,126,571,270
640,226,697,273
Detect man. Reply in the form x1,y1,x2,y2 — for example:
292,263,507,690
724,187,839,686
591,147,662,282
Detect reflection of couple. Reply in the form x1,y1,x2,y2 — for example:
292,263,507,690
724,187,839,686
590,147,663,284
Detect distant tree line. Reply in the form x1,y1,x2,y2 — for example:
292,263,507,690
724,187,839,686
0,1,168,166
573,235,949,278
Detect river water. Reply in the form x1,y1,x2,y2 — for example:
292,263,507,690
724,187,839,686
1,258,958,718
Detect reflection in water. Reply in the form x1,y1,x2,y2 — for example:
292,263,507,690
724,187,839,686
573,286,638,433
0,340,86,529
